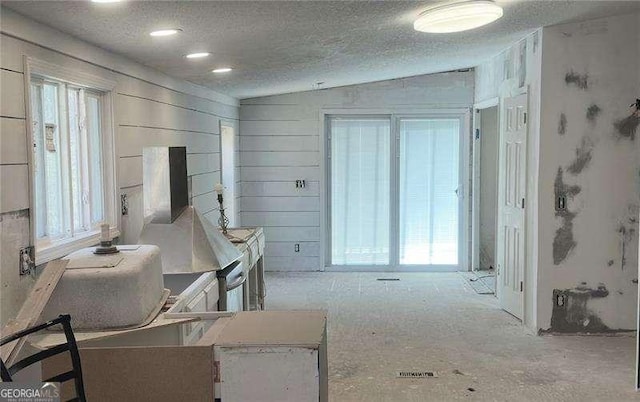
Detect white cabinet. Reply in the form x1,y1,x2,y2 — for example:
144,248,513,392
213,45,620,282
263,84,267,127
200,311,328,402
164,272,218,344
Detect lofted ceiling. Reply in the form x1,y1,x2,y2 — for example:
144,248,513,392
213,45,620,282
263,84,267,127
3,1,640,99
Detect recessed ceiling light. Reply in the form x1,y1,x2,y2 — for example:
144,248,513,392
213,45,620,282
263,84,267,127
186,52,211,59
149,29,181,37
212,68,233,73
414,1,503,33
91,0,122,3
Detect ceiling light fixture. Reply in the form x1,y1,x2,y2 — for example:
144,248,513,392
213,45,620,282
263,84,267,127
149,29,181,37
212,68,233,73
91,0,122,3
186,52,211,59
414,1,503,33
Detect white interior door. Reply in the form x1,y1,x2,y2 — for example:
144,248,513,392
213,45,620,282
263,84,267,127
496,93,527,319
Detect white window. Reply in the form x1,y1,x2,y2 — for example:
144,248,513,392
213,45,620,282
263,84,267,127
28,59,118,264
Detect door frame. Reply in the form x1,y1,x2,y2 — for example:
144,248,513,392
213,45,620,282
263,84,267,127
219,120,238,227
319,107,471,272
471,97,500,272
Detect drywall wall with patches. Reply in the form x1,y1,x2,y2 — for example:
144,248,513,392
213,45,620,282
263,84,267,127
239,72,474,271
537,13,640,331
474,30,543,331
0,8,238,326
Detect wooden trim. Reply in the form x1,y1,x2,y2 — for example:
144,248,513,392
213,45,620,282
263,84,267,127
0,259,68,365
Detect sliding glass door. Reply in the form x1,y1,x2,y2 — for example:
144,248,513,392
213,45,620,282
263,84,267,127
327,114,463,270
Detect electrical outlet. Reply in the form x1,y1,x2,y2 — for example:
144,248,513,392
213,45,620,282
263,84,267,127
294,243,300,253
19,246,35,276
556,293,566,307
295,180,306,189
556,195,567,211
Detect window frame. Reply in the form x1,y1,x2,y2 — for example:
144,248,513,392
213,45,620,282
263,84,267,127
25,57,119,265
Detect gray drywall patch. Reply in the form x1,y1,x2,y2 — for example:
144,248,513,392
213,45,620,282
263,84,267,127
518,40,527,88
618,222,637,271
549,284,610,333
613,114,639,140
565,70,589,90
567,137,594,175
0,209,30,222
558,113,567,135
553,168,581,265
586,104,601,124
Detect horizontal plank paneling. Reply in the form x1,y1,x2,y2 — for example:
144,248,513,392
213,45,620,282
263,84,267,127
240,151,319,167
240,104,316,121
0,36,25,72
0,118,27,164
187,153,220,176
263,226,320,242
265,256,320,271
117,126,220,157
0,165,29,213
239,120,317,136
117,94,219,134
1,70,25,119
241,167,320,182
192,192,217,214
240,211,319,227
191,172,220,197
116,77,238,120
118,156,143,188
240,181,319,197
240,135,319,151
241,197,319,212
264,242,320,257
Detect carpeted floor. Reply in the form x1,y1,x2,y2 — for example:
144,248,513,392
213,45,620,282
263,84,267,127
265,272,637,402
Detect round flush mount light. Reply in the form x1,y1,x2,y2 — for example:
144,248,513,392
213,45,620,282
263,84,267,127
212,67,233,73
149,29,181,37
185,52,211,59
414,1,503,33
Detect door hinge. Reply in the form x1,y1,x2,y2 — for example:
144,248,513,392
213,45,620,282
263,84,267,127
521,198,525,208
520,281,523,292
524,112,527,124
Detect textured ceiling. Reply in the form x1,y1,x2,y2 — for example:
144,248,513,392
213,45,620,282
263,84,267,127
3,1,640,99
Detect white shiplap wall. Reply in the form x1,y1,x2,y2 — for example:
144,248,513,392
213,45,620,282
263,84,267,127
239,72,475,271
0,9,238,325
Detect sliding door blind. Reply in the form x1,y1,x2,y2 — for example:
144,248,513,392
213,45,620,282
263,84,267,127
330,118,390,265
399,119,459,265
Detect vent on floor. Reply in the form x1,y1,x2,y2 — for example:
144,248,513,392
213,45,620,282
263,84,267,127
396,371,437,378
377,278,400,281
